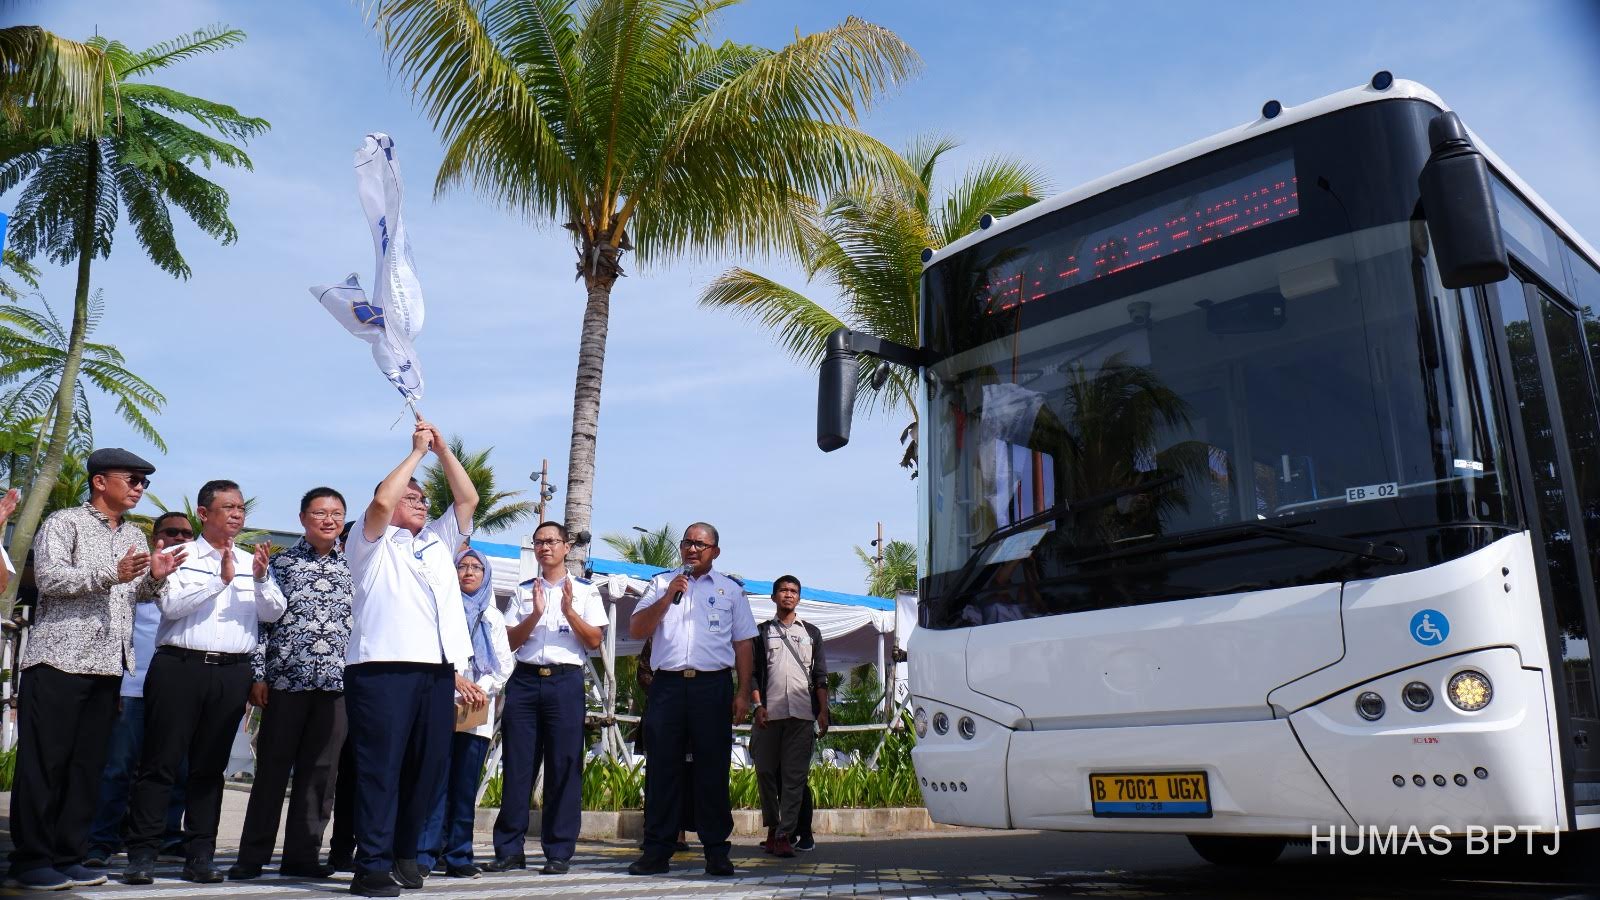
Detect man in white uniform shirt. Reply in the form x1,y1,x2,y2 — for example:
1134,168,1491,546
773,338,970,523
124,480,286,885
487,522,605,876
627,523,757,877
341,422,481,898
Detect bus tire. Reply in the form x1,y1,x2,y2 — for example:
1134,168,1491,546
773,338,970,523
1186,835,1287,867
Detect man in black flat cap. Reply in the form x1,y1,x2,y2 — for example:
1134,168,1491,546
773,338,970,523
6,448,186,892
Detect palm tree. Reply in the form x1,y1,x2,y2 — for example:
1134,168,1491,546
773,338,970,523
0,290,166,491
700,136,1048,473
368,0,919,570
854,537,915,599
601,522,678,568
422,435,537,535
0,26,268,606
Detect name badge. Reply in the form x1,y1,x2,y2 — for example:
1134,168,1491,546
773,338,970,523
707,610,725,632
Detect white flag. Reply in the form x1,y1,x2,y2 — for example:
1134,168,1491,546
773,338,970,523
310,133,426,403
311,273,423,402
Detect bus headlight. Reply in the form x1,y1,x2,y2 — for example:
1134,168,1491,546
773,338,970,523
1356,691,1386,721
932,711,950,735
1447,670,1492,711
958,716,976,740
913,707,928,738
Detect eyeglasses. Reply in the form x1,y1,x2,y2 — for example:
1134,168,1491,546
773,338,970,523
456,562,485,573
680,539,716,552
305,510,345,521
399,495,428,508
157,527,194,540
531,538,568,548
103,472,151,489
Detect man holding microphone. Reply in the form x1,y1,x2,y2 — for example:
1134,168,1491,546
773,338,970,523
627,523,756,877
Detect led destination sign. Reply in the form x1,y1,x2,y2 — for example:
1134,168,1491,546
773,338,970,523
977,154,1299,314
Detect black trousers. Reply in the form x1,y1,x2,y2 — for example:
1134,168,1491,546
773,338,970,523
492,665,585,862
237,690,347,867
7,664,119,875
125,650,253,860
343,662,454,876
641,670,733,860
327,734,356,862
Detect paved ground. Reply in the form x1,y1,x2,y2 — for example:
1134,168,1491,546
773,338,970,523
4,791,1597,898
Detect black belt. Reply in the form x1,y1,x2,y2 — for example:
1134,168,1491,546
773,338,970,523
653,667,730,679
517,661,580,677
159,646,249,666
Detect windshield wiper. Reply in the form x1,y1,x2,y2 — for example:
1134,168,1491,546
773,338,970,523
943,474,1183,602
1067,519,1406,567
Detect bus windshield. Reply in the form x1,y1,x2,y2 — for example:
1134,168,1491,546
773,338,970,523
920,100,1516,628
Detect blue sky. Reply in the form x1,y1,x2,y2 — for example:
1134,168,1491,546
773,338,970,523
4,0,1598,593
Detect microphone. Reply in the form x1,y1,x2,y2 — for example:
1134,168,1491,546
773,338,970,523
671,563,691,604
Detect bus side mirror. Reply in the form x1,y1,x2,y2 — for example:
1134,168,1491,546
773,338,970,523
818,327,860,452
1418,112,1510,289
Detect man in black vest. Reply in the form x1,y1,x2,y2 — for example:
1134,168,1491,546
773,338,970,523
749,575,829,858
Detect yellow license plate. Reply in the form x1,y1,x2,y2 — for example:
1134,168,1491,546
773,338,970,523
1090,771,1211,818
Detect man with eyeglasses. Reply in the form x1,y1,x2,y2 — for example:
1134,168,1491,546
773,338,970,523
84,511,195,869
8,449,185,892
124,479,287,885
342,422,481,898
230,487,355,880
487,521,605,875
627,523,757,878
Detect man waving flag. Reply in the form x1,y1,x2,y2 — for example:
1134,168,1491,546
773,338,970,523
312,133,426,405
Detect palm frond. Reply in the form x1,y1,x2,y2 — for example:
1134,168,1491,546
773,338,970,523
117,25,247,78
0,25,113,137
934,154,1050,246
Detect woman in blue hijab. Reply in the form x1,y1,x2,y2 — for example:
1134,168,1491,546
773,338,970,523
417,547,513,877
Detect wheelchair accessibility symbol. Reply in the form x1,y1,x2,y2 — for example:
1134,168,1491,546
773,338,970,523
1410,609,1449,646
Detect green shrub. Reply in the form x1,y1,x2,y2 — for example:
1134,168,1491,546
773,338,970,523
0,748,14,791
480,718,923,810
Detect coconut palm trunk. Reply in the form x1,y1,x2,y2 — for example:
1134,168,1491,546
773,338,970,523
563,245,622,572
3,148,95,606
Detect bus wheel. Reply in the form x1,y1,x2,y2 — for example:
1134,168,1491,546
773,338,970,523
1186,835,1287,866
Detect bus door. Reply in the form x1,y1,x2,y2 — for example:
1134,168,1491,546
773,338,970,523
1490,269,1600,789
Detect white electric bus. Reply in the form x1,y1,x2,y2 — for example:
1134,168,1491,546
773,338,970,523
817,75,1600,864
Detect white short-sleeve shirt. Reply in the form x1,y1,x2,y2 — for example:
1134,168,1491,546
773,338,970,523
158,538,288,654
632,567,757,672
344,505,474,670
505,574,607,666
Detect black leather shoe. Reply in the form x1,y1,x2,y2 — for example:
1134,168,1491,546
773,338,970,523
327,850,354,872
182,859,224,884
627,855,669,876
123,857,156,885
540,858,570,875
481,854,525,872
444,864,480,878
227,862,263,880
350,871,402,897
704,854,735,877
280,862,337,878
391,859,424,890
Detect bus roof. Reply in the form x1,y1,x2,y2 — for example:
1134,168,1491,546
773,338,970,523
925,78,1600,275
